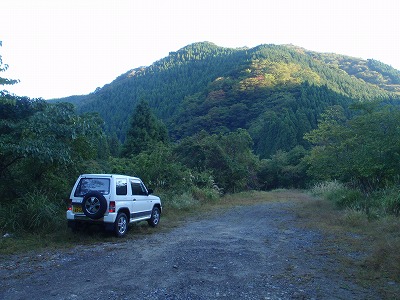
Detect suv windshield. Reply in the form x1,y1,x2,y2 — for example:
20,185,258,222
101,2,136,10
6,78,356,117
74,178,110,197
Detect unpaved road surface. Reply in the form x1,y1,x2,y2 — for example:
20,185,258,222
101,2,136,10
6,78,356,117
0,201,381,299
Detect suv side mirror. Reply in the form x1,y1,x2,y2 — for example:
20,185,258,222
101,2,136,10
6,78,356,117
147,188,154,195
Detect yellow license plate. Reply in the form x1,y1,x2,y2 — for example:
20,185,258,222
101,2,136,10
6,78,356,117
73,206,83,213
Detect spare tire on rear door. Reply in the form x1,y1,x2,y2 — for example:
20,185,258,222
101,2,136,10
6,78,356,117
82,191,107,219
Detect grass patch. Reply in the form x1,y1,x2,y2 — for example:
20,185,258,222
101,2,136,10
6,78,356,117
297,192,400,299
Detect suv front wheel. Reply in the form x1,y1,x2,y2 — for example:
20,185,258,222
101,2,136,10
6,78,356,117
148,207,160,227
114,212,128,237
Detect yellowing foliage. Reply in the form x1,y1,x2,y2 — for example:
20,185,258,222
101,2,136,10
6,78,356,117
237,60,321,91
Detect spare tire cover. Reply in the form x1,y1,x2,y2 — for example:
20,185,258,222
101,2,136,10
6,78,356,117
81,191,107,219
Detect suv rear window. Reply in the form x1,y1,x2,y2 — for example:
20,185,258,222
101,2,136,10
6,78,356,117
74,178,110,197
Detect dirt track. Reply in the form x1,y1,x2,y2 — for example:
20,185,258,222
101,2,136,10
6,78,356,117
0,201,381,299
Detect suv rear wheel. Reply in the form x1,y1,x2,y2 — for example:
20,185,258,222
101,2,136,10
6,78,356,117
114,212,128,237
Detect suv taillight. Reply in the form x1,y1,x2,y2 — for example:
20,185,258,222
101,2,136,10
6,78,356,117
68,199,72,211
109,201,116,213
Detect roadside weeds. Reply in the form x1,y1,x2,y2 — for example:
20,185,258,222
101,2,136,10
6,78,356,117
292,195,400,299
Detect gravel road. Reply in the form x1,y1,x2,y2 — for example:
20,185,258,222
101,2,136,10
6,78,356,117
0,201,381,299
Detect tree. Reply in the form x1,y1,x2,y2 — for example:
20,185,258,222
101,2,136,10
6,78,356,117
108,132,121,157
0,41,19,91
258,146,309,190
175,129,259,192
121,100,169,157
305,103,400,189
0,98,104,200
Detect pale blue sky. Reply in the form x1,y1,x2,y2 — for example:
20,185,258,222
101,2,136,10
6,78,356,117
1,0,399,99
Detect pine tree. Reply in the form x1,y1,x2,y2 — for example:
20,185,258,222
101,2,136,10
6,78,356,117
121,100,169,157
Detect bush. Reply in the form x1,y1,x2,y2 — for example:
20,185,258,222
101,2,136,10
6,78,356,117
0,190,65,233
310,180,344,198
310,181,363,209
191,186,220,203
311,181,400,218
157,184,221,211
333,188,363,209
375,187,400,216
159,191,200,210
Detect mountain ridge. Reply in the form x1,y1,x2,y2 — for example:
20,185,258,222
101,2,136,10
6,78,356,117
52,42,400,157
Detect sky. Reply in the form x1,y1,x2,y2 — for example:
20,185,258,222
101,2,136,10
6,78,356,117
1,0,399,99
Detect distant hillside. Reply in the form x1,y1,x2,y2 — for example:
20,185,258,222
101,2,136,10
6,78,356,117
53,42,400,158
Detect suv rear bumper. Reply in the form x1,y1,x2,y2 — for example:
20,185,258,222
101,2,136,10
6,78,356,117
66,210,117,223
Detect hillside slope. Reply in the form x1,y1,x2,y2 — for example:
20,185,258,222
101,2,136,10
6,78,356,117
53,42,400,157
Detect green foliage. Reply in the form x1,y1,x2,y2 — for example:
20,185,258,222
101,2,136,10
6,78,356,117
332,188,364,210
0,190,65,232
107,143,221,210
172,74,354,158
107,132,121,157
115,143,190,192
305,103,400,189
0,42,19,88
310,180,345,198
367,59,400,85
311,181,400,218
310,181,363,209
0,97,104,203
258,146,309,190
159,186,220,211
159,191,200,210
302,48,400,93
175,129,259,192
121,100,169,157
379,186,400,216
55,43,397,153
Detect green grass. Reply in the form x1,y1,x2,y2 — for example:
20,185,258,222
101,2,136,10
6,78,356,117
297,191,400,299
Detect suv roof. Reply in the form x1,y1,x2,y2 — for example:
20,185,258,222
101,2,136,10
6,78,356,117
79,174,140,179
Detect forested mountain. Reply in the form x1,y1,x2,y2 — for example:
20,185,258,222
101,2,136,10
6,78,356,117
53,42,400,158
3,40,400,272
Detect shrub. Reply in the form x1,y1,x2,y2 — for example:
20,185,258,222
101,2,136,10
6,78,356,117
310,180,344,198
376,187,400,216
0,190,65,233
191,186,220,203
159,191,200,210
310,181,363,209
333,188,363,209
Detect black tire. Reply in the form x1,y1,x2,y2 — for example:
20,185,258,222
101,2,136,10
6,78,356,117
114,212,128,237
148,207,161,227
81,191,107,219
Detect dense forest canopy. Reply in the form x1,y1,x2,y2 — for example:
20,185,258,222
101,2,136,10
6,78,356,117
53,42,400,158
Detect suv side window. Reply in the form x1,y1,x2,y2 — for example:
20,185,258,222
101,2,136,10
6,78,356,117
131,180,147,195
116,178,127,195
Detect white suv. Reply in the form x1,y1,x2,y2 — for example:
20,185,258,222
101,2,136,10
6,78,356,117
66,174,162,237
